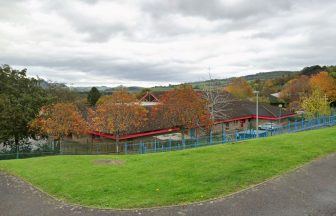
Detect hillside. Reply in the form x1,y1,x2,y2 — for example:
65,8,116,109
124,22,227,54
43,65,335,93
151,70,298,91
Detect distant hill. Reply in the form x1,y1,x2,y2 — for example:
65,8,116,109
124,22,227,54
72,86,111,92
73,85,144,93
42,65,334,93
151,70,298,91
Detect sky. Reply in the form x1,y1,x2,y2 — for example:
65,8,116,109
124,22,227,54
0,0,335,87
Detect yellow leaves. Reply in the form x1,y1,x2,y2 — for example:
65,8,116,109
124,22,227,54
301,89,331,118
310,71,336,101
225,78,253,99
97,90,136,105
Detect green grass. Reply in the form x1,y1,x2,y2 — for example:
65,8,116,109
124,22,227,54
0,127,336,209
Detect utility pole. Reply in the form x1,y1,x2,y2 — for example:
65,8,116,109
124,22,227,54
254,91,259,138
278,104,283,124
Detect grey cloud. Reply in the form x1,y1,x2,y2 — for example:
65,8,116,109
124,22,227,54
1,0,336,86
42,0,131,42
0,53,198,83
142,0,292,21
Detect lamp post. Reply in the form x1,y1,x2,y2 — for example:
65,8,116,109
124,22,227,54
278,104,283,124
253,91,259,138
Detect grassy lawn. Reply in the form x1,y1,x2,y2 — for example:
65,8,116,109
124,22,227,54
0,127,336,209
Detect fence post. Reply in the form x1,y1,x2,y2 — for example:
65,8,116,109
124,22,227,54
301,118,304,130
182,133,186,149
16,144,19,159
169,138,172,150
154,139,157,152
124,143,127,154
222,129,226,144
288,122,291,133
235,130,238,142
210,130,213,145
294,120,297,131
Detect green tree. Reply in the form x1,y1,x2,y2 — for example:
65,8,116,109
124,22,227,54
47,83,79,103
0,65,49,152
87,87,101,106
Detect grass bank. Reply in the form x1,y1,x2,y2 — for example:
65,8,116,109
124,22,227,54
0,127,335,209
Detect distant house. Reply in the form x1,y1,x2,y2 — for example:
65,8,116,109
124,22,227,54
87,91,295,143
138,91,160,106
211,99,294,135
269,92,285,106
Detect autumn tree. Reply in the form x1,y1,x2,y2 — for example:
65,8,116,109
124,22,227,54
154,85,210,146
30,103,87,141
280,75,311,105
225,77,253,99
310,72,336,102
301,89,331,118
87,87,101,106
89,90,148,150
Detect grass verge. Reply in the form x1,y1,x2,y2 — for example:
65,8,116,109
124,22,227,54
0,127,335,209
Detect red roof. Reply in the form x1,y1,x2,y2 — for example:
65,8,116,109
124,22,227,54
88,91,296,140
89,127,180,141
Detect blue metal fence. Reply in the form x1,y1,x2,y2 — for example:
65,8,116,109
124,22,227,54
61,114,336,155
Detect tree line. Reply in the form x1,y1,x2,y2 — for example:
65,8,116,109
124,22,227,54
1,64,335,150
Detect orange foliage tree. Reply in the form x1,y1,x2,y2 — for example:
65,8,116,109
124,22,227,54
280,75,311,104
88,90,148,146
30,103,87,141
225,77,253,99
154,85,211,145
310,71,336,102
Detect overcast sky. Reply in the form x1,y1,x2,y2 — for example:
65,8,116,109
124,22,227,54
1,0,335,87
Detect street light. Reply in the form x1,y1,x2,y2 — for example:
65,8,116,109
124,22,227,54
278,104,283,124
253,91,259,138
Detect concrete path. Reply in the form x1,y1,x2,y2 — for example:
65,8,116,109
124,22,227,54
1,154,336,216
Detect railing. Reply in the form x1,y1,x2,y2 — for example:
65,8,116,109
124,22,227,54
1,115,336,159
60,114,336,155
